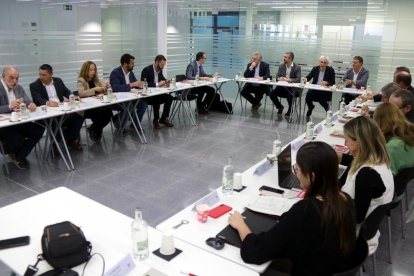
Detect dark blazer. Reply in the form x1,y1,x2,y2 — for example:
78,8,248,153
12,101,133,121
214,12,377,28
110,66,139,92
185,60,213,80
0,83,33,113
243,61,270,80
276,62,301,83
305,66,336,86
341,67,369,89
141,64,167,88
30,77,71,106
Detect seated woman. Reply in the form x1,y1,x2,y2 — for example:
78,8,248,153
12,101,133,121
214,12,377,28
77,61,113,141
339,116,394,254
373,103,414,176
229,142,357,276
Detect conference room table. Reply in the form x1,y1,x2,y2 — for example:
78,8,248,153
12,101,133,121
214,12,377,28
0,187,259,276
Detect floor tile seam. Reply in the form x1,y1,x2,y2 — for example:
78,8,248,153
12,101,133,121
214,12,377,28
0,174,40,195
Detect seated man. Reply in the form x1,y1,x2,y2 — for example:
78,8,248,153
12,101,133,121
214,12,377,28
361,83,400,116
110,53,148,134
141,55,174,129
389,89,414,123
304,56,336,116
0,67,44,169
394,71,414,94
240,51,270,111
269,52,301,117
30,64,84,151
340,56,369,104
185,52,216,115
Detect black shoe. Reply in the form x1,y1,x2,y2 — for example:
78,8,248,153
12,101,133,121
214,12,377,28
8,154,26,170
19,158,28,169
87,127,98,142
285,111,291,117
277,106,284,115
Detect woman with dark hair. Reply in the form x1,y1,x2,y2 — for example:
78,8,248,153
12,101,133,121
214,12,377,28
228,142,356,276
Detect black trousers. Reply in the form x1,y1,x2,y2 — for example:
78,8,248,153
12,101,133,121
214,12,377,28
84,107,113,136
269,86,300,111
56,113,84,142
341,93,357,105
305,89,332,111
190,86,215,108
0,122,44,159
145,94,174,120
240,84,268,106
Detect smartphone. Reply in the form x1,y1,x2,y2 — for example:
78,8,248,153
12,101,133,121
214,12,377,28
259,186,285,195
209,204,233,219
0,236,30,250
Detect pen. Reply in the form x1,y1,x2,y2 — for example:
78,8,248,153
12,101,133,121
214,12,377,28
228,213,246,219
180,270,197,276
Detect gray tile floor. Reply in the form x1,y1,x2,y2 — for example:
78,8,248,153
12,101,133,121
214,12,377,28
0,93,413,275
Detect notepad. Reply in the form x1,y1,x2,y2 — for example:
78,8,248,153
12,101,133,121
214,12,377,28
246,196,297,216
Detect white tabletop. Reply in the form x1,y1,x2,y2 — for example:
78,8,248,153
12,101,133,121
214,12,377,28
0,187,258,276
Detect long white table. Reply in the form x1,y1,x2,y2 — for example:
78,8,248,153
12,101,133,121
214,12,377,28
0,187,259,276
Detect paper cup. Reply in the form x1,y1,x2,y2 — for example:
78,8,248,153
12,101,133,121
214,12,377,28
11,112,18,122
266,78,270,83
234,172,243,189
103,95,109,102
160,230,176,255
63,102,70,111
266,154,276,165
196,204,209,223
235,75,239,80
361,87,365,92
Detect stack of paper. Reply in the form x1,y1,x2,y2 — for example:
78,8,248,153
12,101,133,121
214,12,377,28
246,196,297,216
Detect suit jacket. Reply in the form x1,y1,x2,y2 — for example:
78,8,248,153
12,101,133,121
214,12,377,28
0,83,33,114
30,77,71,106
341,67,369,89
185,60,212,80
305,66,336,86
110,66,139,92
77,77,105,98
141,64,167,88
276,62,301,83
243,61,270,80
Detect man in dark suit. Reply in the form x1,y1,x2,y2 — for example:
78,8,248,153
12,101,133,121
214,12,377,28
30,64,84,151
269,52,302,117
304,56,336,117
393,71,414,95
390,89,414,123
141,55,174,129
185,52,217,115
240,51,271,111
0,67,44,169
340,56,369,104
110,54,148,134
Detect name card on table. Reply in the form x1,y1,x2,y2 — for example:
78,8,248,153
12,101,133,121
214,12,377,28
78,102,93,108
344,88,357,92
308,84,320,88
218,77,226,82
116,94,128,100
199,80,208,85
29,111,46,118
248,78,259,82
191,190,220,212
292,139,305,151
104,254,136,276
314,124,323,134
149,88,160,94
176,83,185,89
345,105,350,111
277,81,289,85
332,114,339,121
253,160,272,176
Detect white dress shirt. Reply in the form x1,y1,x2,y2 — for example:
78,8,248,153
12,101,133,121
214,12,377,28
286,63,293,79
1,79,15,105
43,79,60,103
352,70,359,88
124,69,130,85
153,65,159,87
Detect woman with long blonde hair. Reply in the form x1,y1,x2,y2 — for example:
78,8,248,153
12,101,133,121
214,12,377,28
338,116,394,254
77,61,113,141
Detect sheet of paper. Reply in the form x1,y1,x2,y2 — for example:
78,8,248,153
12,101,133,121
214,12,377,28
308,84,320,88
78,102,93,108
248,78,259,82
246,196,297,216
103,254,136,276
29,111,46,118
116,94,128,100
253,160,272,176
344,88,357,92
191,190,220,211
143,268,168,276
176,83,185,89
149,88,160,94
277,81,289,85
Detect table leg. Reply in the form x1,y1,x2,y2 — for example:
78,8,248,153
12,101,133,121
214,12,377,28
208,82,231,114
54,116,75,170
128,100,147,144
233,81,245,111
183,89,197,126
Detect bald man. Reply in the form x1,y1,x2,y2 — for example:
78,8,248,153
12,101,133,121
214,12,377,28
394,71,414,95
0,67,44,169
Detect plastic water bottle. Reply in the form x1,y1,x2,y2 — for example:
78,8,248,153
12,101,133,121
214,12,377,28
238,71,241,80
171,76,176,90
339,79,344,90
222,156,234,195
195,73,199,85
305,116,314,141
300,77,305,86
214,70,218,82
131,207,149,261
69,91,76,110
367,84,372,93
325,108,333,127
339,97,346,117
19,98,28,120
272,139,282,159
107,85,113,101
143,78,148,94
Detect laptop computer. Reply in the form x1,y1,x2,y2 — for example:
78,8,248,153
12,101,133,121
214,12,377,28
216,209,279,248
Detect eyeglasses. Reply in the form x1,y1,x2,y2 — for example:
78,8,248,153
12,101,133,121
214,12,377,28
399,105,407,110
291,164,297,175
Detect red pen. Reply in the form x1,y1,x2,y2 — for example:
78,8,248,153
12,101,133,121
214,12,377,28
180,270,197,276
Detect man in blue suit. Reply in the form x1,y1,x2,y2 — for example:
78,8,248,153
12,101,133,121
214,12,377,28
110,54,148,134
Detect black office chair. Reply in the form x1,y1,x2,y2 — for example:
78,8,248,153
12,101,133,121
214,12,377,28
360,202,392,276
386,167,414,263
333,235,368,276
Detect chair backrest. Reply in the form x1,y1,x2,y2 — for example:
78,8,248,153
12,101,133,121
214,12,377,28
362,202,392,241
175,74,185,82
333,236,369,276
394,167,414,198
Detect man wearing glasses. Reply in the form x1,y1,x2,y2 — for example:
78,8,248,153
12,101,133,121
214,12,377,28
185,52,217,115
389,89,414,123
361,82,399,116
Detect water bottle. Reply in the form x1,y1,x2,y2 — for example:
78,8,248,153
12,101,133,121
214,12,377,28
325,109,333,127
171,76,176,90
195,73,199,85
367,84,372,93
339,97,346,117
69,91,76,110
143,78,148,94
305,116,315,141
222,156,234,195
131,207,149,261
19,98,28,120
107,85,113,101
238,71,242,80
272,139,282,160
300,77,305,86
214,70,218,82
339,79,344,90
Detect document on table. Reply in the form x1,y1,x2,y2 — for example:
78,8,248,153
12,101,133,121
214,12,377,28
248,78,259,82
277,81,289,85
246,196,297,216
